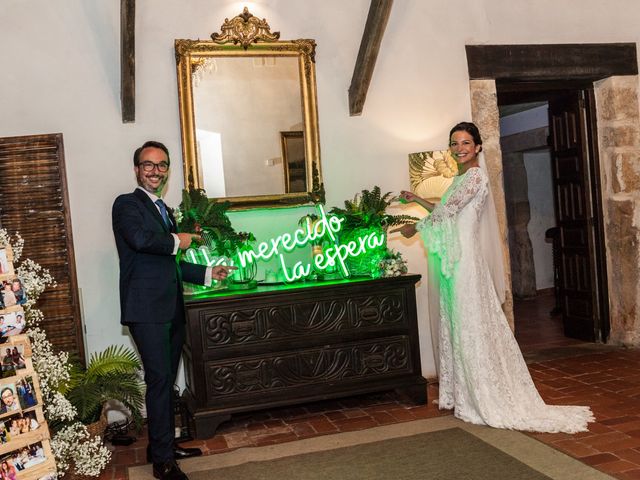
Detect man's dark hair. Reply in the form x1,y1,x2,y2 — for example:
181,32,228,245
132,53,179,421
133,141,170,166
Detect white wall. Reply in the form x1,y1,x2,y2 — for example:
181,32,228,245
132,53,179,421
524,151,555,290
499,105,548,137
501,106,555,291
2,0,640,379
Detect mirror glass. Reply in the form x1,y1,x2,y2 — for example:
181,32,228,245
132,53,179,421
175,8,324,209
193,56,303,197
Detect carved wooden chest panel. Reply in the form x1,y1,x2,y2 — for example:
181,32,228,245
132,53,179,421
183,274,426,438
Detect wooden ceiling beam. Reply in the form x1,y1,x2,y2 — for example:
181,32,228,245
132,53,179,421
348,0,393,116
121,0,135,123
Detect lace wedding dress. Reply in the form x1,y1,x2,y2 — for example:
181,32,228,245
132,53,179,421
416,167,594,433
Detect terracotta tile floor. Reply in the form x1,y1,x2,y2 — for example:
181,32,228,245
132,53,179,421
101,292,640,480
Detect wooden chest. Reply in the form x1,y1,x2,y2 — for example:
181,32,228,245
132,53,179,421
182,274,426,438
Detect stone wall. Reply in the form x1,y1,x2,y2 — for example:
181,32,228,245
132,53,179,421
594,76,640,345
469,80,515,328
502,151,537,298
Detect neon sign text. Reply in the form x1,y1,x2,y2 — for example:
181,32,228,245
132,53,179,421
236,205,343,267
187,204,386,282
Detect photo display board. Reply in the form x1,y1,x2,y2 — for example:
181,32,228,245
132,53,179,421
0,246,56,479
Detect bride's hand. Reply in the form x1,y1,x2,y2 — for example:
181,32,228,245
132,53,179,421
390,223,418,239
398,190,418,204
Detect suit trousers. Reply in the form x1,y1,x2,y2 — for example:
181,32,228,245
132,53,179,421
128,309,185,463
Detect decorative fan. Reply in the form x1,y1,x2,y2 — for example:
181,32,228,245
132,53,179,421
408,150,458,202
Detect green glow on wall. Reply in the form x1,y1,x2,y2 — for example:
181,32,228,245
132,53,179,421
236,205,343,267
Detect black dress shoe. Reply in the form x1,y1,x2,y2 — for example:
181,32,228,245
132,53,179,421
153,460,188,480
147,445,202,463
174,445,202,459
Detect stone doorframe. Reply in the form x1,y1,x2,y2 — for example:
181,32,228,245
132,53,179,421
468,81,515,328
468,76,640,344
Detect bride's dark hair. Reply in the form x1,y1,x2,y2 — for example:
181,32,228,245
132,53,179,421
449,122,483,151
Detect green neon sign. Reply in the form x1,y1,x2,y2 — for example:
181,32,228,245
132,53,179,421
187,204,386,282
186,246,230,267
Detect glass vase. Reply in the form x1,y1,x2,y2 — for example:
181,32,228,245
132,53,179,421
340,226,386,278
229,244,258,289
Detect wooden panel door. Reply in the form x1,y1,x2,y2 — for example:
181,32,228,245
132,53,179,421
548,91,605,342
0,134,85,360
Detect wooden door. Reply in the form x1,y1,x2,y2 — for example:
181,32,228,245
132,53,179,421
548,91,608,341
0,133,85,360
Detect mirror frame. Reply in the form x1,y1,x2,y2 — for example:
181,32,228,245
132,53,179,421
175,8,325,209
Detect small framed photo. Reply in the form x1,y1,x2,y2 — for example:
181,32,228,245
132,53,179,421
0,311,25,339
1,440,48,474
0,376,39,419
15,377,38,411
0,344,27,379
0,410,41,445
0,250,11,278
0,277,27,310
1,336,32,358
0,384,21,416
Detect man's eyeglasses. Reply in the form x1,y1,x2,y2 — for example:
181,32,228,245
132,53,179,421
138,161,170,173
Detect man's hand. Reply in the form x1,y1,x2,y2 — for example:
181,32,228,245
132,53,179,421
211,265,238,281
389,223,418,239
177,233,202,250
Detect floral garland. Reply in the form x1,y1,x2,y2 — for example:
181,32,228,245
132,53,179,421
0,229,111,477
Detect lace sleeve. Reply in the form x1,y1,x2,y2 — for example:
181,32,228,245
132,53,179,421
416,168,487,277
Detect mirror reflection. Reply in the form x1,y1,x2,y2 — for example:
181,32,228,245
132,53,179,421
193,56,304,197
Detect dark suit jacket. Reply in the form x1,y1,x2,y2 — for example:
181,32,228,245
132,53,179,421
112,188,207,325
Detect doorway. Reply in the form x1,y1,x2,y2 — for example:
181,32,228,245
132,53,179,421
465,43,639,346
497,83,609,345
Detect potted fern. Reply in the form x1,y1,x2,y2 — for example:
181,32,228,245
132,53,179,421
176,188,238,256
61,345,145,433
329,186,417,277
177,188,257,286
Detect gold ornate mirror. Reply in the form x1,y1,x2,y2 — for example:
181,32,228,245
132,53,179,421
175,8,324,209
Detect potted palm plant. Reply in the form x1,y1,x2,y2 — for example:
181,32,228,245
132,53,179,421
60,345,145,433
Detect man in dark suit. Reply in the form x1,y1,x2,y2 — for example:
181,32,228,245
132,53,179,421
113,141,234,480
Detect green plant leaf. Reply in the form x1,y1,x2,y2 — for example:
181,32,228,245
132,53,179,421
330,186,419,232
63,346,145,429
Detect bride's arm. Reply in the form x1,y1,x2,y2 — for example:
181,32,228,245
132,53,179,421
398,190,436,212
418,168,487,229
441,168,486,214
412,169,488,278
414,197,436,212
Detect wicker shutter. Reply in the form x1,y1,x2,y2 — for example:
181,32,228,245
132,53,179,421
0,133,84,361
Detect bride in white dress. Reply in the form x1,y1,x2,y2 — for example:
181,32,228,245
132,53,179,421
395,122,594,433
